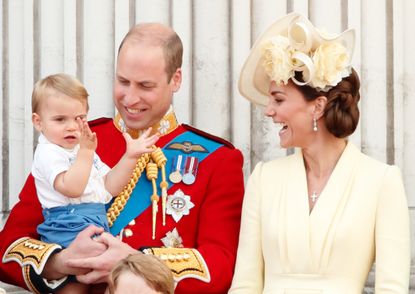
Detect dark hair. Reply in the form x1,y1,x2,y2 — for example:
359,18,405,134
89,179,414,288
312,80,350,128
295,68,360,138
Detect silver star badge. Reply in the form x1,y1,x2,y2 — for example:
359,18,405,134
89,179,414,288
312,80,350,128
161,228,183,248
166,189,194,222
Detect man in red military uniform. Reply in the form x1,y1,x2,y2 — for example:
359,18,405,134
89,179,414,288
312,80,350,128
0,23,244,293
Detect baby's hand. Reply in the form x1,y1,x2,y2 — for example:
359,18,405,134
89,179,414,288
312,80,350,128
77,117,97,151
123,127,159,158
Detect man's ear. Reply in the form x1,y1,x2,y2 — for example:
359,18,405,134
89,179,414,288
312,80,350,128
313,96,328,119
170,68,182,93
32,113,42,132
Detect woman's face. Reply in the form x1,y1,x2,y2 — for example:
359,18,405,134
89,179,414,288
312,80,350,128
264,80,316,148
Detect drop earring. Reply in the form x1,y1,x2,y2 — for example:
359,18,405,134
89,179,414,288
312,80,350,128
313,117,318,132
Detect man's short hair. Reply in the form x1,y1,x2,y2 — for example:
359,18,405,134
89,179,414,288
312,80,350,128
118,23,183,81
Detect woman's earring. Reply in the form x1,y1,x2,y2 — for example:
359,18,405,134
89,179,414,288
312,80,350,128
313,117,318,132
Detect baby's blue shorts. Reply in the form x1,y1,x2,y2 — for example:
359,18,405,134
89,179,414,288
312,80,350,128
37,202,109,248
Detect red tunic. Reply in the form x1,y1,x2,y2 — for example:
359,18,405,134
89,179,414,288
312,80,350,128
0,118,245,294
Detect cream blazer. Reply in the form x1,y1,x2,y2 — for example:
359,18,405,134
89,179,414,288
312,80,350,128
229,143,410,294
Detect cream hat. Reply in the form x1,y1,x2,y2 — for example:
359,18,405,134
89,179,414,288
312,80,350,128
239,12,355,106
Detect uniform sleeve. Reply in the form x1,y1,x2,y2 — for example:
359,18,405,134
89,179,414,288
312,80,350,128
228,162,264,293
175,147,245,294
375,165,410,293
0,175,67,293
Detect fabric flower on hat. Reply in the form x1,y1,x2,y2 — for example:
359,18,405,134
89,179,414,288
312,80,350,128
260,29,352,92
262,36,294,86
312,42,350,91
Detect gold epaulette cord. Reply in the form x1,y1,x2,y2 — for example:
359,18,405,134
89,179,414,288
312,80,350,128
151,147,168,226
107,147,168,240
146,161,159,240
107,153,150,227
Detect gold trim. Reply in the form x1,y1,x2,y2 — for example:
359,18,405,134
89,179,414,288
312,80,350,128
2,237,61,275
113,108,179,139
143,247,210,283
23,265,40,294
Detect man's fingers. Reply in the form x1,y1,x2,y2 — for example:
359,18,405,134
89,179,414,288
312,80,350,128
66,256,97,269
76,270,108,284
94,232,114,247
80,225,105,238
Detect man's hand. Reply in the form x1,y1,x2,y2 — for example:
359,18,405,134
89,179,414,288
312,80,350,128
66,232,137,284
42,225,107,279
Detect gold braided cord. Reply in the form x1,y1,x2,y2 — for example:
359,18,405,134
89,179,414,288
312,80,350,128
106,146,170,237
151,147,167,166
147,161,159,240
151,147,169,226
146,162,158,181
107,153,150,227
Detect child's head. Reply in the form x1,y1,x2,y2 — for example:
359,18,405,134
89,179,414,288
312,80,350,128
108,253,174,294
31,73,89,149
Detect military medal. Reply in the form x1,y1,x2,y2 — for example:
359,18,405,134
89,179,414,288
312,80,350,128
182,156,198,185
161,228,184,248
169,155,183,183
166,189,195,222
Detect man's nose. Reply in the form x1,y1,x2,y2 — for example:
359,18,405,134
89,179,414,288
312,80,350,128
124,85,141,106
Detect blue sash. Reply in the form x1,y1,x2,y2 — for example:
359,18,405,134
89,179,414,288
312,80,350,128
109,130,223,235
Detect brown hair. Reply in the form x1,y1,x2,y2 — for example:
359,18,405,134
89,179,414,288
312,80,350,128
118,23,183,81
32,73,89,113
108,254,174,294
295,68,360,138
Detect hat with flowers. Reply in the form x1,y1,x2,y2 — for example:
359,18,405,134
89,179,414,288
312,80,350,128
239,12,355,106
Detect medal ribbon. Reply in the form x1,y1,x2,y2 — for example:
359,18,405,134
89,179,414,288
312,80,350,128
109,130,223,236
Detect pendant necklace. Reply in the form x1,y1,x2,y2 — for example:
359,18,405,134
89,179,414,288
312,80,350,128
310,191,319,203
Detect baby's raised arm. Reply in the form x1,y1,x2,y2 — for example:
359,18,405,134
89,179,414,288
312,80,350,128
54,118,96,198
104,128,159,196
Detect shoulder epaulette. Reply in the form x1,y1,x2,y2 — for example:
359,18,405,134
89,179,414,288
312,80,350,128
88,117,113,127
182,124,235,149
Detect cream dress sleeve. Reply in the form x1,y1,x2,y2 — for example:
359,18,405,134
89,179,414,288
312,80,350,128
375,165,410,293
229,162,264,293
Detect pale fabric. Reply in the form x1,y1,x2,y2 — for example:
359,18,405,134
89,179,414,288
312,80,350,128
32,134,112,208
229,142,410,294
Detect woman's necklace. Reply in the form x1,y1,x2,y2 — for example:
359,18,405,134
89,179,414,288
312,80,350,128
310,191,319,203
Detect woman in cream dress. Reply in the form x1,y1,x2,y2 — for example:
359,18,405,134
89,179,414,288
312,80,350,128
229,13,410,294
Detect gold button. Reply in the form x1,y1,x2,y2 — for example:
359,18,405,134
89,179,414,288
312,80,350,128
183,253,190,261
124,229,133,238
168,254,176,262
